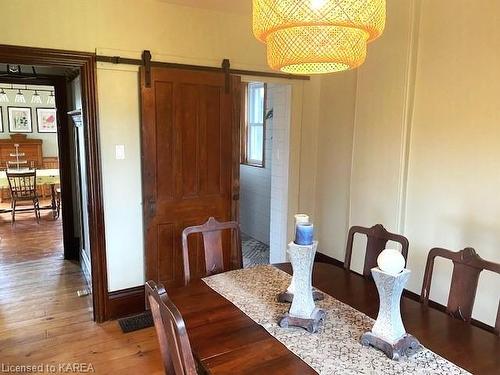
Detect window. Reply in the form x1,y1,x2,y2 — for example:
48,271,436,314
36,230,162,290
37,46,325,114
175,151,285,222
241,82,266,167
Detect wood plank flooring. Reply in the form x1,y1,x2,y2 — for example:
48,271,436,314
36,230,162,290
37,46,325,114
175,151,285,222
0,202,163,374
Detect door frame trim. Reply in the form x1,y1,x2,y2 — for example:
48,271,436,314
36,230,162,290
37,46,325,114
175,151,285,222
0,44,108,322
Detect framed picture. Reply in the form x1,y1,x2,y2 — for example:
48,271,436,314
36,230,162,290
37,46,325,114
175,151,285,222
8,107,32,133
36,108,58,133
0,107,3,132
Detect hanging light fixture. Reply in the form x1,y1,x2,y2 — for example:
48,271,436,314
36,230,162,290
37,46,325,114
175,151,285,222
0,88,8,103
31,89,42,104
252,0,386,75
15,87,26,103
47,91,55,105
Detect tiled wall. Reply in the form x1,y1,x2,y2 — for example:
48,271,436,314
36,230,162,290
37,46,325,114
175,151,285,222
239,88,273,245
239,83,291,260
268,84,291,263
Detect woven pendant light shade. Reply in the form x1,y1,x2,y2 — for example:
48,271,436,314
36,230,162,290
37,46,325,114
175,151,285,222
253,0,386,74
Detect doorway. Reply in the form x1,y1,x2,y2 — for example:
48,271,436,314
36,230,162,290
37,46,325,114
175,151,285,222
239,81,292,267
0,45,106,322
0,81,65,258
0,65,91,315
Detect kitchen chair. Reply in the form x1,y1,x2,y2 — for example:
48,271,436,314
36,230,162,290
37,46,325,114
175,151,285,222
41,157,60,198
145,280,198,375
344,224,409,277
421,247,500,335
6,169,40,224
181,217,242,285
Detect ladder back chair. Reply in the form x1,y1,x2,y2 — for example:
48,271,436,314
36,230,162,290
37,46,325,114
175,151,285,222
344,224,409,277
41,156,60,198
182,217,242,285
6,169,40,223
145,281,198,375
420,247,500,335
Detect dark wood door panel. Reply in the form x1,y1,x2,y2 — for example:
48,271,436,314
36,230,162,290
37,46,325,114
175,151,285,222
148,214,233,288
154,81,174,201
155,222,177,285
141,67,240,288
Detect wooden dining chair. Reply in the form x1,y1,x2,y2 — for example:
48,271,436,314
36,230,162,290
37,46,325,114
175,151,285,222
145,280,198,375
41,157,60,198
420,247,500,335
6,169,40,224
182,217,242,285
344,224,409,277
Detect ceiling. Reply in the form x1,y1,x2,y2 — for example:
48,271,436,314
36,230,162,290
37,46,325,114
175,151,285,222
0,64,76,78
159,0,252,14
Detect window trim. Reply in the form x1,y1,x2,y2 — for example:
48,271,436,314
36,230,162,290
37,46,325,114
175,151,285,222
240,82,267,168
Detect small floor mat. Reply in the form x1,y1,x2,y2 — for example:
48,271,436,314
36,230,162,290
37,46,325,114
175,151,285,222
118,310,154,333
242,233,270,268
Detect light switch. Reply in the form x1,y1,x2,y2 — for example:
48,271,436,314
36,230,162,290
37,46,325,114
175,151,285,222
115,144,125,160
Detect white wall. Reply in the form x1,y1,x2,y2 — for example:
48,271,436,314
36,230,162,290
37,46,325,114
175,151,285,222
404,0,500,326
239,87,273,245
97,66,145,291
315,0,418,265
269,84,292,264
347,0,418,273
315,71,357,260
297,77,321,222
315,0,500,327
0,85,58,157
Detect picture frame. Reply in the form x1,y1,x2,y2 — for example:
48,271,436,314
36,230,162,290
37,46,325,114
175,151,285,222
36,107,58,133
8,107,32,133
0,107,3,132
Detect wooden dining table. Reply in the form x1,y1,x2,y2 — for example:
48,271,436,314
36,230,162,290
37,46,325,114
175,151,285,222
168,262,499,375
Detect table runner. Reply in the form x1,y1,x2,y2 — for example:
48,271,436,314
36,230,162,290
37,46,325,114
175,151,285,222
203,265,470,375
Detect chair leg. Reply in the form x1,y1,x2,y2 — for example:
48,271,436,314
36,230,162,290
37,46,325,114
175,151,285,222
34,198,40,224
11,199,16,224
56,193,61,219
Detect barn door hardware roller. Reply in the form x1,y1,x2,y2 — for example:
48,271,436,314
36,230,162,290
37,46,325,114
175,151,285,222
142,50,152,88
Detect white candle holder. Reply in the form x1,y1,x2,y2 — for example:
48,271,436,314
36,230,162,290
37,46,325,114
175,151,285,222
278,215,323,303
361,267,420,360
279,241,325,333
277,277,324,303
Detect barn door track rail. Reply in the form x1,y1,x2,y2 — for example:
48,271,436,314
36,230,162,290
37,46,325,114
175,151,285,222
96,50,310,89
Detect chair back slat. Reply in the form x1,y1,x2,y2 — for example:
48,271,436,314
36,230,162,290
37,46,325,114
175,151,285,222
6,170,37,199
202,230,224,275
42,157,59,169
145,281,197,375
421,247,500,335
182,217,242,285
344,224,409,277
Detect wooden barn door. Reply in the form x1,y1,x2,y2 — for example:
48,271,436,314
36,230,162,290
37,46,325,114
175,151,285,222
140,67,241,288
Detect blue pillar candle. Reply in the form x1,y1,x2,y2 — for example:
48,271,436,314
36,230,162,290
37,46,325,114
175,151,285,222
295,223,314,246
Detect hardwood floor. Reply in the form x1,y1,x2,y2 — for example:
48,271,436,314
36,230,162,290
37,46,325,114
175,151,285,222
0,202,163,374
